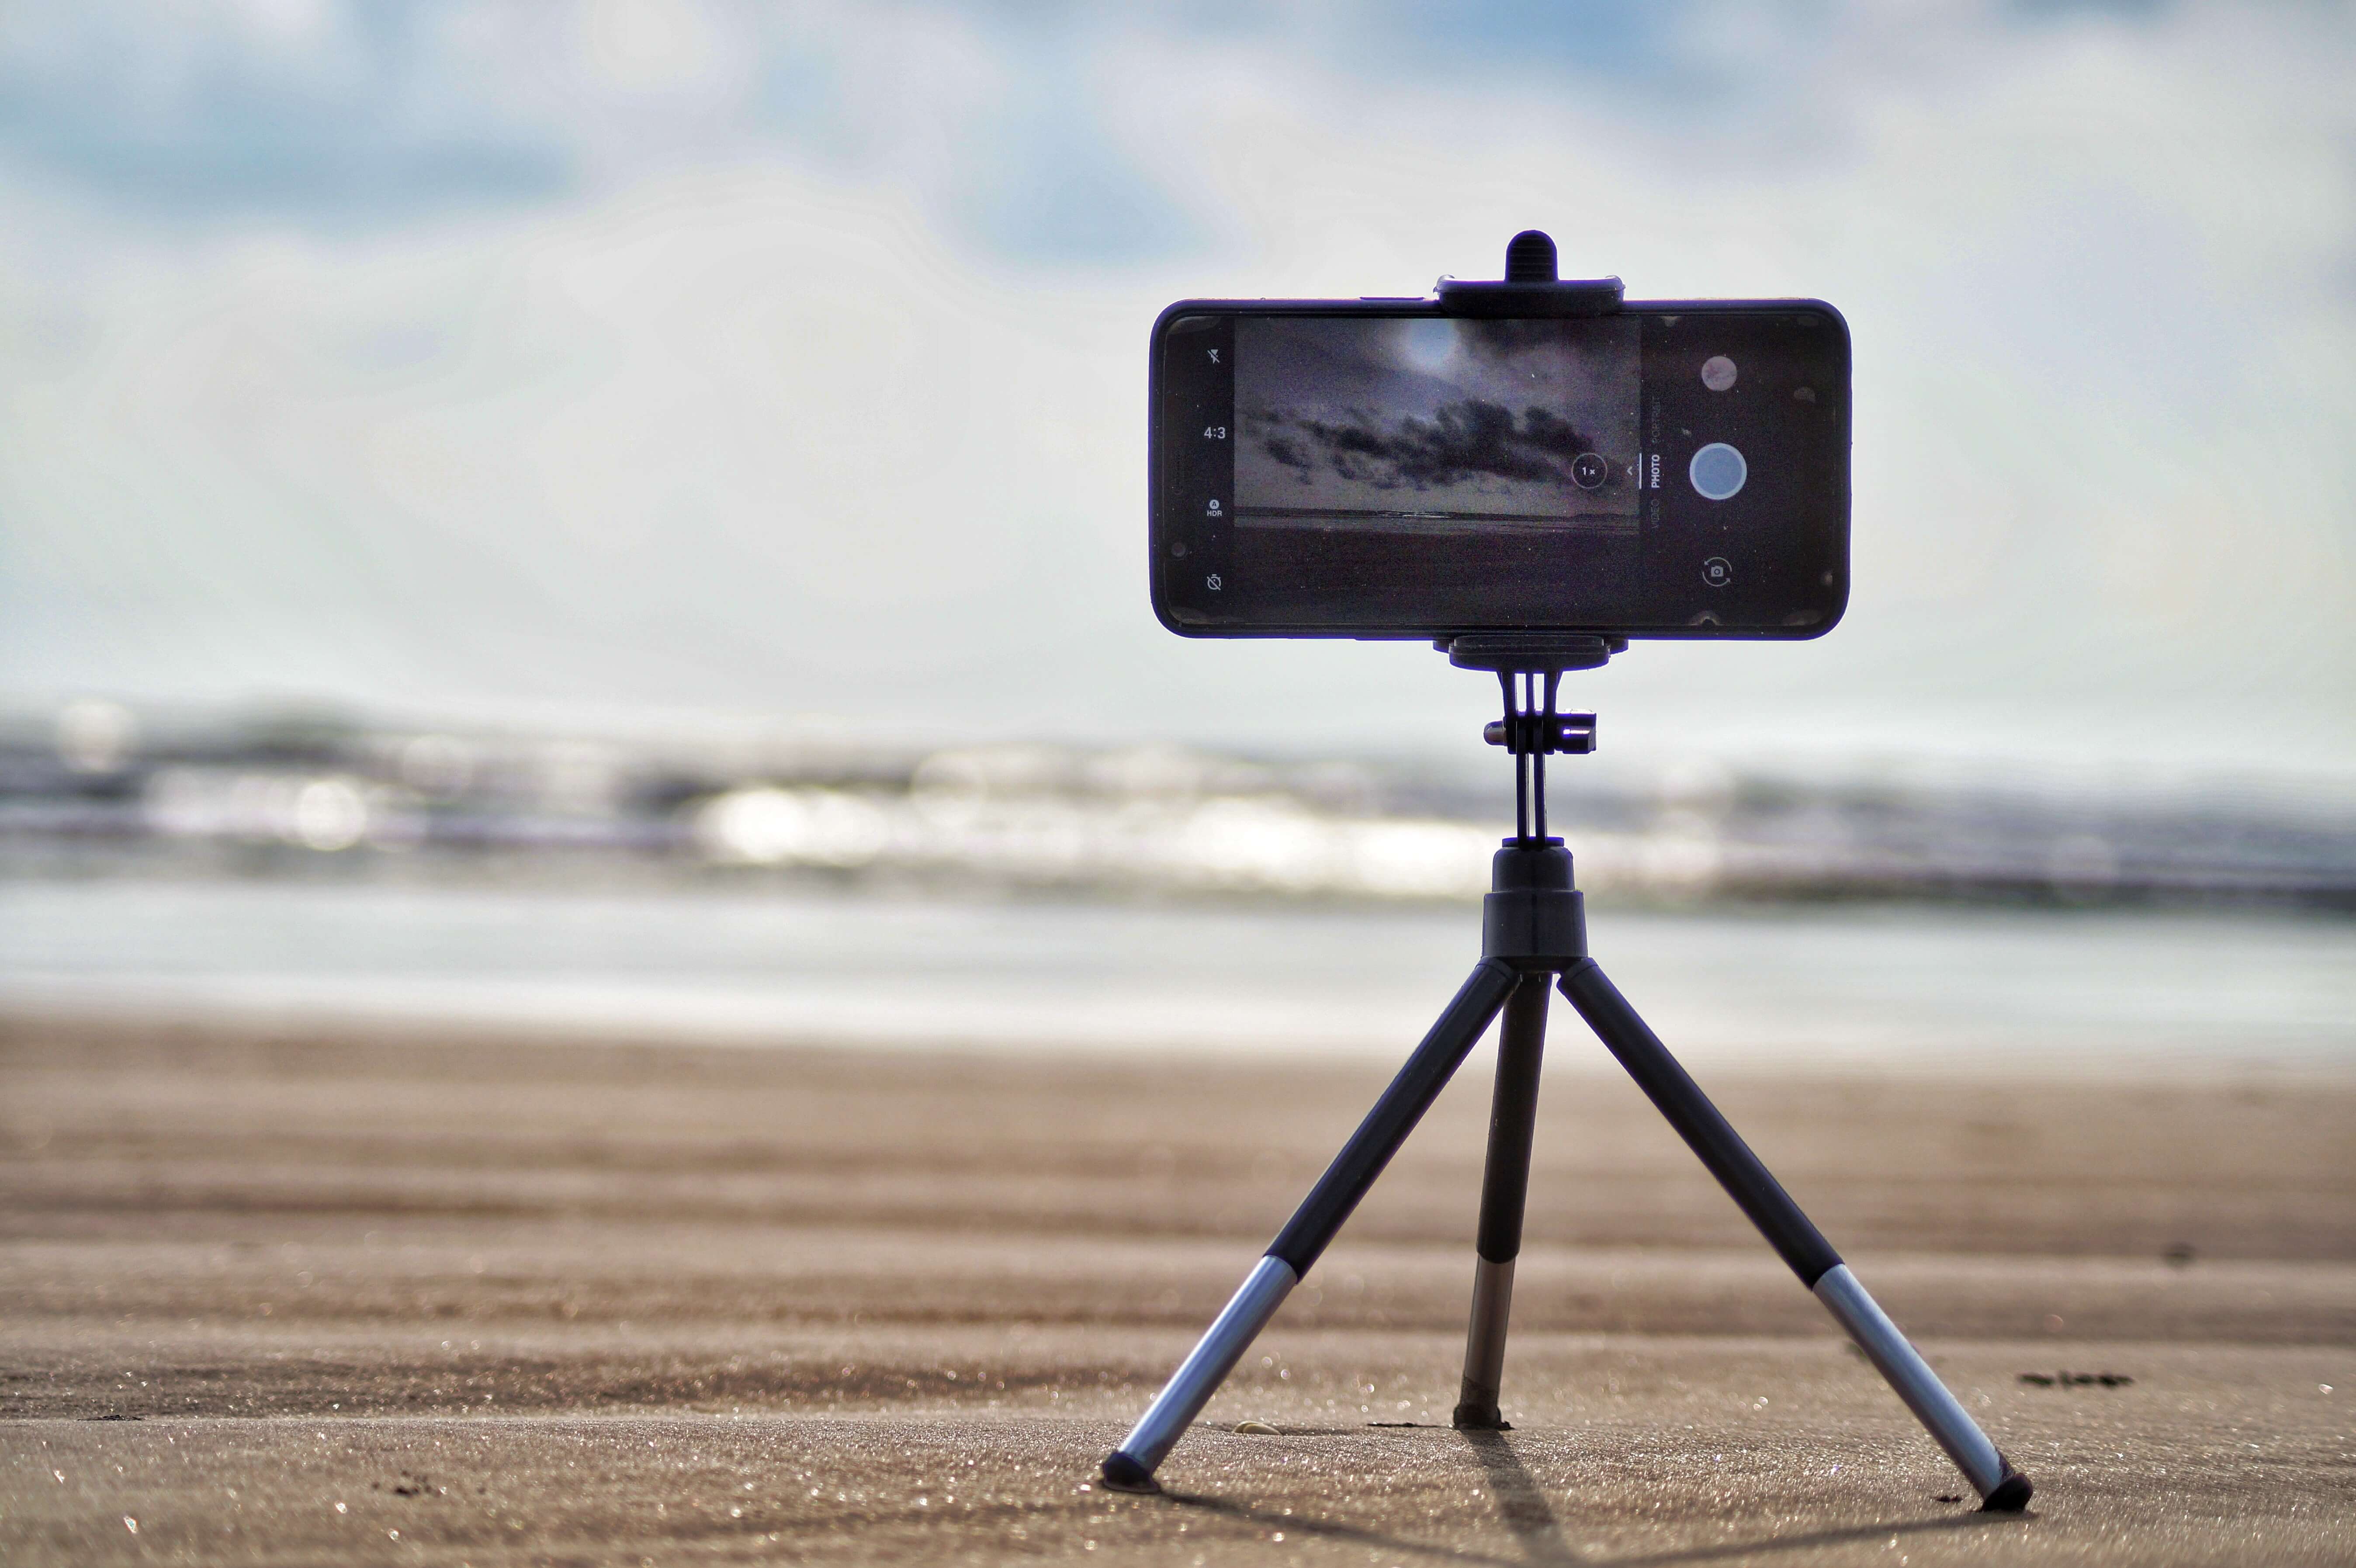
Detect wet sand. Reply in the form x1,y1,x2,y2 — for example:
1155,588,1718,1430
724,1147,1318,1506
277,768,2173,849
3,1014,2352,1564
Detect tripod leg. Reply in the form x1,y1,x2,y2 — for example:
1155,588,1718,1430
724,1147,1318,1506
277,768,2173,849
1453,975,1550,1429
1558,959,2032,1511
1102,957,1521,1491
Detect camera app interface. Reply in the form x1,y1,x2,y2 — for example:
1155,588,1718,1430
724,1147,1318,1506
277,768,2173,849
1234,316,1641,539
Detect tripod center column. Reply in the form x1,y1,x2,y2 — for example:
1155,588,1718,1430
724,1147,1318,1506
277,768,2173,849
1481,840,1586,966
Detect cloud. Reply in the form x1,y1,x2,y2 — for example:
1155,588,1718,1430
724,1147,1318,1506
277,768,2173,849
1252,399,1598,494
0,1,1207,258
0,3,577,221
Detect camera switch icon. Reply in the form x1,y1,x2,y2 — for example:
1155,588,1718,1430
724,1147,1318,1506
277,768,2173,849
1702,557,1733,588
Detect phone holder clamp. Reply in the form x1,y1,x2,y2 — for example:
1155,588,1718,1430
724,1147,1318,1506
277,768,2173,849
1435,229,1622,318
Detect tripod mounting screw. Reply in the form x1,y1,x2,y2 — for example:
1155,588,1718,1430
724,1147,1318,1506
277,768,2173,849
1485,714,1597,755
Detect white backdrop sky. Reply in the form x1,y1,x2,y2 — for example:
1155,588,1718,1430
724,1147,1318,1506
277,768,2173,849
1,1,2351,786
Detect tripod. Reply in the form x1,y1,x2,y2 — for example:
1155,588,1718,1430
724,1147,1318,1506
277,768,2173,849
1100,633,2032,1511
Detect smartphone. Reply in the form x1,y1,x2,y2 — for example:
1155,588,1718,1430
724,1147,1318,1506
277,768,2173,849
1148,300,1849,640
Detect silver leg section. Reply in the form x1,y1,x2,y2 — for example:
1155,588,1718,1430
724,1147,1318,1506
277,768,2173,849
1814,1264,2025,1504
1456,1256,1516,1421
1105,1256,1297,1484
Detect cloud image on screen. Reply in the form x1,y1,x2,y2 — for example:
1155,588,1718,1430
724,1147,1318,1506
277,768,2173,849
1235,316,1640,530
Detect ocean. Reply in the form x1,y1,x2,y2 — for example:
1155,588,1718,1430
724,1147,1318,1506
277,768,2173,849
3,877,2350,1078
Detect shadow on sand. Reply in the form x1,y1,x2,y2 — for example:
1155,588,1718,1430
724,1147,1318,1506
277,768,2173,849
1160,1427,2033,1566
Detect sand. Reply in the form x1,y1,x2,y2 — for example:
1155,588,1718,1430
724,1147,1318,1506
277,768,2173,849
3,1013,2352,1565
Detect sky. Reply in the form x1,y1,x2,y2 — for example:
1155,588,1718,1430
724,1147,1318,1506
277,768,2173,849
1,0,2351,790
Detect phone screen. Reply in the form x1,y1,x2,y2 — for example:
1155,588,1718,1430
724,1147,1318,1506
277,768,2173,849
1153,304,1848,639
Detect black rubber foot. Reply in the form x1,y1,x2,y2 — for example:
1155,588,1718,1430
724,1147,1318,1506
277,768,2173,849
1450,1403,1510,1431
1980,1468,2033,1512
1099,1451,1160,1494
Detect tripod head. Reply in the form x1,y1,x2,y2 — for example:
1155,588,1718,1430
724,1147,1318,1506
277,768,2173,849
1434,632,1617,846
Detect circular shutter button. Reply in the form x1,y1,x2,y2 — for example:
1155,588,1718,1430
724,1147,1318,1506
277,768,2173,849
1689,443,1746,501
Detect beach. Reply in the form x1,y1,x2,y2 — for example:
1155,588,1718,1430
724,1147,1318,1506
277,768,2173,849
3,1011,2352,1565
